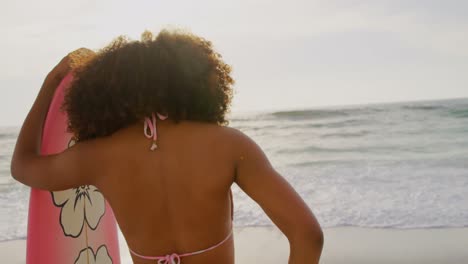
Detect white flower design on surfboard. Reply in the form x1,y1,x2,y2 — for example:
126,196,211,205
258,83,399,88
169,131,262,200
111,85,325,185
50,138,106,237
51,185,106,237
75,245,113,264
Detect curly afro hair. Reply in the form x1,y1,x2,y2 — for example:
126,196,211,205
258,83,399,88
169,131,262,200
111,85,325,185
62,28,234,141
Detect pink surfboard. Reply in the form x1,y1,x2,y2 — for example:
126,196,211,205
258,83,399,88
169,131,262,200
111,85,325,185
26,72,121,264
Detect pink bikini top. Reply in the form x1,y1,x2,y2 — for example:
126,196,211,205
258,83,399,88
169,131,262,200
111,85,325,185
135,113,234,263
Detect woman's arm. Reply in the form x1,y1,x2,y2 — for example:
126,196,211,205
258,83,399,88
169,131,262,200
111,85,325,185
10,53,102,191
230,128,324,264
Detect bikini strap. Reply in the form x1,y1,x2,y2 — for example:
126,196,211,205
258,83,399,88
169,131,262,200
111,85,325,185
178,228,233,258
129,228,233,263
144,112,168,150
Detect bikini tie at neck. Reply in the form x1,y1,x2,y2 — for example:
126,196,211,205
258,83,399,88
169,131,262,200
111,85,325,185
144,112,168,150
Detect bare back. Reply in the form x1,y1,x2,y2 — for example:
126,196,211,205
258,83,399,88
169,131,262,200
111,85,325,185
95,120,235,264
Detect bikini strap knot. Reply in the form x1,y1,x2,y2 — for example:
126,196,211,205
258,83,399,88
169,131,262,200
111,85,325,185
156,253,181,264
144,112,168,151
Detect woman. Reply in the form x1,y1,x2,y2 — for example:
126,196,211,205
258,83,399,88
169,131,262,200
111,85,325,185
11,29,323,263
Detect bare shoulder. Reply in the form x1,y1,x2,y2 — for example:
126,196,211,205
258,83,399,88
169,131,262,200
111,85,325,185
215,126,254,154
184,122,246,144
214,126,271,172
217,126,252,146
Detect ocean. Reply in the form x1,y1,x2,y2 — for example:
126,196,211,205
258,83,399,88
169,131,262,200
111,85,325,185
1,98,468,241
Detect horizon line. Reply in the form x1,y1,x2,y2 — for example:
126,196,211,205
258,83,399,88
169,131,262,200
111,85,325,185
1,95,467,127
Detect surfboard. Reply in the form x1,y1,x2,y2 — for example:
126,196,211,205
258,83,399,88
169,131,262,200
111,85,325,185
26,71,121,263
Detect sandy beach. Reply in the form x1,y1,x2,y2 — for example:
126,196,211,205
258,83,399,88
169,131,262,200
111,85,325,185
2,226,468,263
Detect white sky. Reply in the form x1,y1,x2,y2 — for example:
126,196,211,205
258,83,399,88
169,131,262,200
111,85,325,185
1,0,468,126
